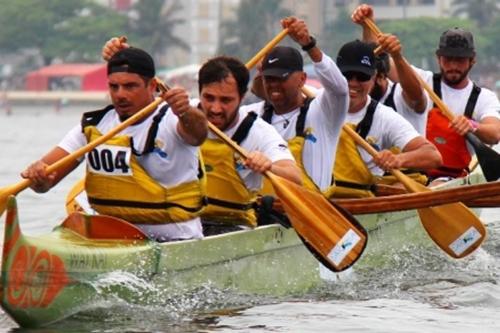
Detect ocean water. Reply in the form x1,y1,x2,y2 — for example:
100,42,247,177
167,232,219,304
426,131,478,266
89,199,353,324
0,108,499,332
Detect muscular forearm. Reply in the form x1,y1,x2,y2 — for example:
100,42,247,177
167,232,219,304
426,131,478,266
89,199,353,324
393,55,426,113
399,143,442,170
270,161,302,185
475,121,500,144
177,107,208,146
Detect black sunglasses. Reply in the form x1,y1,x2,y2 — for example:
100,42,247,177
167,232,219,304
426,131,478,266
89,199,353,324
343,71,372,82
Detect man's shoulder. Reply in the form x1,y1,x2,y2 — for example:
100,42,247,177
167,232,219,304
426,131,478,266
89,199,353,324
239,101,265,115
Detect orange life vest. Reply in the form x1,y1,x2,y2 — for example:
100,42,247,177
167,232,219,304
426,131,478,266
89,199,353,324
425,74,480,179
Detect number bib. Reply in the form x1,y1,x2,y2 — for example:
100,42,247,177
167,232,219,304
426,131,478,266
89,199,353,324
86,144,132,175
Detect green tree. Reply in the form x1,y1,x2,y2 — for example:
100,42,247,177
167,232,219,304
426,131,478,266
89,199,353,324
0,0,126,64
127,0,189,60
452,0,500,26
218,0,291,61
321,7,359,60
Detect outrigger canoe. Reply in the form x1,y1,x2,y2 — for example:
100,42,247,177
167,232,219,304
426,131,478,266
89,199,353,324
0,169,488,328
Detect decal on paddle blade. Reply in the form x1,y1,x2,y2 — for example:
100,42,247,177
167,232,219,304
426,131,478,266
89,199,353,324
449,227,482,256
327,229,361,266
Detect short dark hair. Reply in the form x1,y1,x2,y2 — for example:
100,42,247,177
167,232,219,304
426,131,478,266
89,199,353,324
198,56,249,97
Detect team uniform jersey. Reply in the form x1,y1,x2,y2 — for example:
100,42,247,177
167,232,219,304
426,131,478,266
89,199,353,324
242,52,348,191
379,80,428,135
345,96,421,176
205,107,295,191
58,102,203,241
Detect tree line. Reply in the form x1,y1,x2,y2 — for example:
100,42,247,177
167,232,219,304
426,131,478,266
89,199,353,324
2,0,500,85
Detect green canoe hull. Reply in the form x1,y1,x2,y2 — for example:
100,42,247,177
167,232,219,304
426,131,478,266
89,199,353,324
0,171,485,327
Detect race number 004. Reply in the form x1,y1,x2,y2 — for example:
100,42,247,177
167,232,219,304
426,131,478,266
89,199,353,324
86,145,132,175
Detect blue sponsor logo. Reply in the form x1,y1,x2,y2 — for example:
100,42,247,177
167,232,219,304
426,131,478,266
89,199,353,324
153,147,168,158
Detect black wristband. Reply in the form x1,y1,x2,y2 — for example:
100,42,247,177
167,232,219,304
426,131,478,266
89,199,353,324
301,36,317,51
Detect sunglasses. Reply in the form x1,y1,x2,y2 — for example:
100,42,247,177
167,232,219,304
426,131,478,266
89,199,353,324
343,71,372,82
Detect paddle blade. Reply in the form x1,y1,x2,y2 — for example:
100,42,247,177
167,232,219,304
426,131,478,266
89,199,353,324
465,132,500,182
267,173,367,272
418,202,486,258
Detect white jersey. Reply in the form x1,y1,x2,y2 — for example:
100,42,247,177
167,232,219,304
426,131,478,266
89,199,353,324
58,102,203,241
379,80,428,135
206,107,295,191
242,52,348,191
345,96,421,176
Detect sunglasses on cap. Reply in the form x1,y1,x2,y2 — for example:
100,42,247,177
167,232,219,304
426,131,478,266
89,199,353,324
343,71,372,82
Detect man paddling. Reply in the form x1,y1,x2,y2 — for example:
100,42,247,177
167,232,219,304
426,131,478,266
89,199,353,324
324,40,442,198
21,47,209,242
352,4,500,183
102,40,301,232
246,16,348,193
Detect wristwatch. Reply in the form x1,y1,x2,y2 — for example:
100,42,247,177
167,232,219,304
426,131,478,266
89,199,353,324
469,119,479,133
301,36,317,51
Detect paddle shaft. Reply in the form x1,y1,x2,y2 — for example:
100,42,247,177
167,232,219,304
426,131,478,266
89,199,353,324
246,29,289,69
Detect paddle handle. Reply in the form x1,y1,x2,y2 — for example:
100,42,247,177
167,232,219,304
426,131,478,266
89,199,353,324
342,125,426,193
245,29,289,69
364,18,456,122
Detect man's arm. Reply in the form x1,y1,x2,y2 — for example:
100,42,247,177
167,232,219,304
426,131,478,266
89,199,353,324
378,34,427,114
20,147,79,193
451,115,500,144
161,87,208,146
351,4,378,44
374,137,442,171
244,151,302,185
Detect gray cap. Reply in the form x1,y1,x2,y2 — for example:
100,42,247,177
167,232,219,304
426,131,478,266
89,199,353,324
436,28,475,58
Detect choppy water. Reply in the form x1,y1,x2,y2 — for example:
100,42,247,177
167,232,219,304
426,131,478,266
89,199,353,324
0,108,499,332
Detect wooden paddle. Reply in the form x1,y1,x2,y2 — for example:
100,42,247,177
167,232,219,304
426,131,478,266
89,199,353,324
343,125,485,258
0,97,164,217
364,18,500,182
208,119,367,271
153,75,367,271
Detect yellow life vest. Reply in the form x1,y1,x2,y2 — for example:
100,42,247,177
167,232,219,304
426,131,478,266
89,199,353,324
324,123,377,198
326,99,427,198
259,98,318,195
83,105,206,224
201,112,259,227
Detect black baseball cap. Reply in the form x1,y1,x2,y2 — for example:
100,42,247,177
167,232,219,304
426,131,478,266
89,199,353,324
261,46,303,78
336,40,376,76
107,47,155,78
436,28,475,58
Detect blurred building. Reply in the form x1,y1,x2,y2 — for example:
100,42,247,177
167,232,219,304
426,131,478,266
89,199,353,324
94,0,455,68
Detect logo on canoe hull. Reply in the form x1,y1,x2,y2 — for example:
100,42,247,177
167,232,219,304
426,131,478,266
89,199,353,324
6,245,70,309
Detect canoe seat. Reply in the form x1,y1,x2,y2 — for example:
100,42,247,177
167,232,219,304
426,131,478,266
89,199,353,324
61,212,148,240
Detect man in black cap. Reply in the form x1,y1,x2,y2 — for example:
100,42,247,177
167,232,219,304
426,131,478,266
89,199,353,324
21,47,209,242
324,39,442,198
352,4,500,182
247,16,349,194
